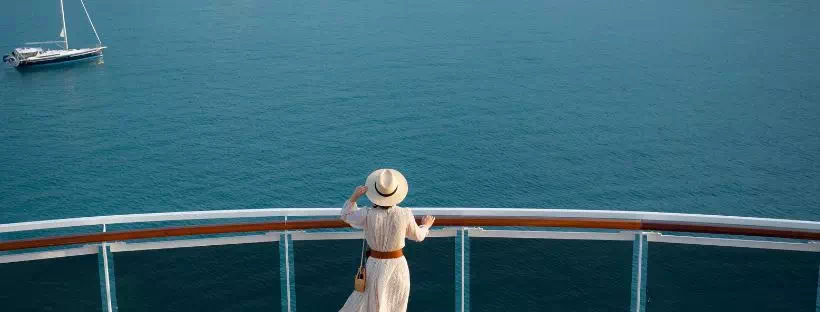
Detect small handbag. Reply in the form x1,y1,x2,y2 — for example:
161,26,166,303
354,209,368,292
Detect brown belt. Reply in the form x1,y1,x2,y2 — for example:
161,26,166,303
367,249,404,259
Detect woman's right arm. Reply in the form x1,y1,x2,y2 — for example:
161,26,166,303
406,209,435,242
340,186,368,229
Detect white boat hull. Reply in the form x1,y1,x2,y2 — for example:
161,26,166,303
4,47,105,68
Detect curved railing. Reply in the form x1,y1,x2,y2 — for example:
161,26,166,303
1,208,818,312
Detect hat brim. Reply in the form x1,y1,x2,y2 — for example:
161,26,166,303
365,169,408,207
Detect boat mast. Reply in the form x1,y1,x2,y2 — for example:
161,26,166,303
59,0,68,49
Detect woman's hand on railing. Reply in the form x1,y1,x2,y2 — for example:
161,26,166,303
349,185,368,203
422,215,436,228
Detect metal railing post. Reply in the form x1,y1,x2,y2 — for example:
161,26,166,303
97,224,118,312
455,228,470,312
279,232,296,312
630,232,648,312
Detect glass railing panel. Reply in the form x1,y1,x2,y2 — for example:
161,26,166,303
0,255,101,311
471,238,633,311
293,236,455,311
405,237,456,311
113,243,280,311
292,239,361,311
647,243,818,312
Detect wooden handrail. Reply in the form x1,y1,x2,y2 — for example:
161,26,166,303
640,221,820,241
0,216,817,252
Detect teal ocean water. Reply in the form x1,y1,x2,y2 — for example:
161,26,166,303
1,0,819,310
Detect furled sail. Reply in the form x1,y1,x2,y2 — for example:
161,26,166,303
59,27,66,38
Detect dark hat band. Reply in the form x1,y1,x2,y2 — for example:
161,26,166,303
374,181,398,197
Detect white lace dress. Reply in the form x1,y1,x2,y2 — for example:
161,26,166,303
339,201,430,312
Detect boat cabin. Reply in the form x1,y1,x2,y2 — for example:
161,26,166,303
12,47,43,59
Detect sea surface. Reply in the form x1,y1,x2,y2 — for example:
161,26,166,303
0,0,818,310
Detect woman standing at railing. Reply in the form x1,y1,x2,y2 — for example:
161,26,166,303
339,169,436,312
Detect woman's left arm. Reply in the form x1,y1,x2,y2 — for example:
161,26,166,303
340,185,368,229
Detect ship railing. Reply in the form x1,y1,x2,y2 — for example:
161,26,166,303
1,208,818,312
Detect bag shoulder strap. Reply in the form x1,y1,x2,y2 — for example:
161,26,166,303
358,208,368,268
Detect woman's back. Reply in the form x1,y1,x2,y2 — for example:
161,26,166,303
366,207,406,252
365,207,426,252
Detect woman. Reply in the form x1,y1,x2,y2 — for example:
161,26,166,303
339,169,436,312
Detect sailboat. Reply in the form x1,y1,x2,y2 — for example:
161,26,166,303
3,0,106,69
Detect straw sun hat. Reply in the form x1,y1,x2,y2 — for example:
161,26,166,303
365,169,408,207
